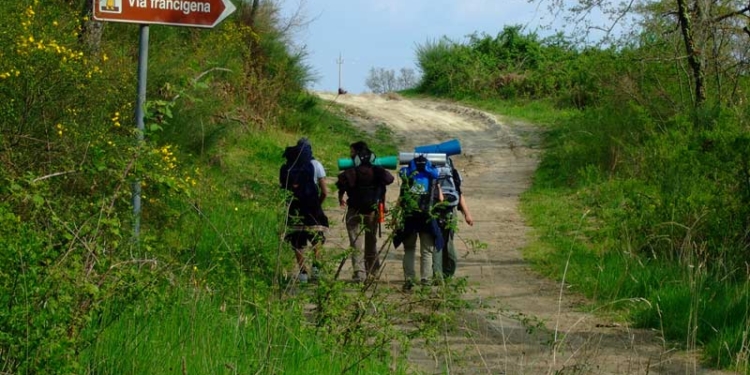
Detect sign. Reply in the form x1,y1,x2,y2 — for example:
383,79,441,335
93,0,236,28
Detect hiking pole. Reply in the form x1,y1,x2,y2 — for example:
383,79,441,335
378,201,385,237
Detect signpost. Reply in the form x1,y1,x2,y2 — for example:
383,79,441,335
91,0,236,241
93,0,236,28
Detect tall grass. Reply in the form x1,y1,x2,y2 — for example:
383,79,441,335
517,100,750,371
84,289,403,375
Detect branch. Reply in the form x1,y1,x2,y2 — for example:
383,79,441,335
191,67,233,85
713,4,750,23
32,170,76,182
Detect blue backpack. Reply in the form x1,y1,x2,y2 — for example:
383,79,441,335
399,155,440,215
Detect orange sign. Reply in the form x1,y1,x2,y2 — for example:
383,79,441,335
93,0,236,28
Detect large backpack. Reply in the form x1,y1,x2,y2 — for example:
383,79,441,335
399,155,440,215
280,143,319,211
347,164,383,213
436,158,459,208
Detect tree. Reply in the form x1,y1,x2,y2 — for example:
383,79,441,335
533,0,750,108
365,67,419,93
78,0,104,54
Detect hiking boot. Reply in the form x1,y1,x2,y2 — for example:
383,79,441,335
353,271,366,284
298,272,309,284
420,278,430,286
402,280,414,292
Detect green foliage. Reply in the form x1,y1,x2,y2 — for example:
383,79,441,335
414,26,622,106
519,65,750,372
84,289,406,375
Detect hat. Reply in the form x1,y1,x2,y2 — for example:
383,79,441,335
297,137,311,147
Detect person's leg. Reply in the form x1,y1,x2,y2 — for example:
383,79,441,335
402,231,418,288
442,209,458,278
363,212,380,277
346,209,367,281
418,231,435,284
310,230,326,280
288,232,308,281
432,223,444,279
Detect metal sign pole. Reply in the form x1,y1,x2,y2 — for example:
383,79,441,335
133,24,149,241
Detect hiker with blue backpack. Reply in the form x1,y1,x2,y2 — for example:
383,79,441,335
280,138,329,283
432,157,474,279
336,141,395,283
393,154,445,291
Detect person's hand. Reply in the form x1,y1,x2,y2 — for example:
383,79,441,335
464,212,474,226
339,199,347,208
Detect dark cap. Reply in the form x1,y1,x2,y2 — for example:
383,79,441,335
297,137,311,147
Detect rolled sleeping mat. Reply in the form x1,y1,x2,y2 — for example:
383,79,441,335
337,155,399,170
414,138,461,156
398,152,447,166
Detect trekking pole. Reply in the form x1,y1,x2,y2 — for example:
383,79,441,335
378,201,385,237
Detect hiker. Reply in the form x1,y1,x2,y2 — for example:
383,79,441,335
393,155,444,291
432,157,474,280
336,141,395,282
280,137,329,283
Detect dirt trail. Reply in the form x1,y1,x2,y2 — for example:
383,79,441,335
316,92,734,375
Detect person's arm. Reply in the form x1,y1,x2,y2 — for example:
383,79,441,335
436,184,444,203
336,172,347,208
318,177,328,204
458,194,474,226
338,189,346,208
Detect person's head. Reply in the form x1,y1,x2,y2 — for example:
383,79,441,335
349,141,368,157
297,137,311,148
414,154,428,172
350,141,374,166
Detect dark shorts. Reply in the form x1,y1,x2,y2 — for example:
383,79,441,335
284,230,326,250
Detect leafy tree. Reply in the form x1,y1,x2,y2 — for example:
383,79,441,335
536,0,750,108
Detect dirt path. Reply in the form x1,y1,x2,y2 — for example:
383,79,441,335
316,92,734,375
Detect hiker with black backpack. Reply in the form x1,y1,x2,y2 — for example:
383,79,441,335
393,155,445,291
336,141,395,283
280,138,329,284
432,157,474,280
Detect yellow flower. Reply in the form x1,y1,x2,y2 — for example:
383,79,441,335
53,21,58,26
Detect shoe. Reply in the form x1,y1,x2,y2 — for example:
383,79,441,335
298,272,309,284
353,271,366,283
311,266,320,281
402,280,414,292
420,278,430,286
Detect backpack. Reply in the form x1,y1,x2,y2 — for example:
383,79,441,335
399,155,440,215
347,165,383,213
280,143,319,211
436,158,459,208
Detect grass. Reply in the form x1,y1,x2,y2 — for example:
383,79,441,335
83,289,404,375
492,98,750,372
77,94,416,374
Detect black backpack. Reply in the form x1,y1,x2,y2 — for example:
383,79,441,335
280,143,319,211
348,165,383,213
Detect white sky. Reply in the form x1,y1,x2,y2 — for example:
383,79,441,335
276,0,599,94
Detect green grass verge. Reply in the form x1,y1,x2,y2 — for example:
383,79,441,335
456,97,750,373
83,289,404,375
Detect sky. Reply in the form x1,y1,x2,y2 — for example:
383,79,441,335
279,0,566,94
